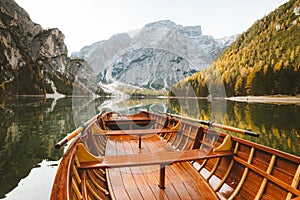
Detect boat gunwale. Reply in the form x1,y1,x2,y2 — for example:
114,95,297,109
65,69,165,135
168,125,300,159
50,137,81,200
146,111,299,163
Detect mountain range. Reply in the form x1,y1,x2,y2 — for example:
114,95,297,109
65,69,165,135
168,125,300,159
0,0,235,96
72,20,237,91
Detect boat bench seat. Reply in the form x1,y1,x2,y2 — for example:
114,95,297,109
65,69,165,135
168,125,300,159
79,148,233,168
94,128,179,148
104,128,179,136
79,148,234,189
104,117,152,126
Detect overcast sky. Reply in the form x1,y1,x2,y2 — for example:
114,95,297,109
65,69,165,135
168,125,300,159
15,0,288,53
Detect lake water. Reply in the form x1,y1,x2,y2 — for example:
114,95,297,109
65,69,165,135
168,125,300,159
0,96,299,199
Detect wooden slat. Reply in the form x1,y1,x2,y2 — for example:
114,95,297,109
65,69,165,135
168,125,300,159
184,180,203,197
103,128,178,136
171,181,192,199
254,155,276,200
181,126,193,150
106,168,124,191
110,189,130,200
73,164,81,184
129,166,157,199
138,135,173,187
72,178,83,200
229,147,255,200
286,165,300,200
79,148,234,169
174,124,185,149
108,135,156,200
104,134,221,200
81,170,88,200
104,117,151,125
120,136,146,199
234,156,300,197
148,185,170,199
87,170,109,195
92,169,106,185
125,188,144,200
231,136,300,164
165,131,175,142
206,157,221,181
191,177,220,199
214,142,239,192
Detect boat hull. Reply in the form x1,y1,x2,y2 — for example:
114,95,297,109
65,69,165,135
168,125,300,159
51,111,300,200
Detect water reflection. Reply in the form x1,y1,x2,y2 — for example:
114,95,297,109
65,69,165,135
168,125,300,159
100,97,171,114
3,160,59,200
226,101,300,155
0,97,299,199
169,98,300,156
72,97,107,127
0,97,76,198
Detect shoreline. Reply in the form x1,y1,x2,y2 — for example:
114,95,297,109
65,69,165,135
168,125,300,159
225,95,300,104
2,94,300,104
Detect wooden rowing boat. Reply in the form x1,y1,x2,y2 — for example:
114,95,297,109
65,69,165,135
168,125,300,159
51,110,300,200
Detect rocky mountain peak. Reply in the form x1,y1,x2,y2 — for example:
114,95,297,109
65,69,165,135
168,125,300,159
73,20,236,91
0,0,103,96
145,20,202,37
145,20,180,30
183,25,202,38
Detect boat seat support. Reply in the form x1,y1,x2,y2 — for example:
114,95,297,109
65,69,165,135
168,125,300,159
213,135,233,152
159,165,166,189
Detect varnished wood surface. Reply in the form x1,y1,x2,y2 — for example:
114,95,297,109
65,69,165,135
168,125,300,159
103,128,179,136
104,135,220,200
104,117,152,124
51,111,300,200
79,148,233,169
50,138,80,200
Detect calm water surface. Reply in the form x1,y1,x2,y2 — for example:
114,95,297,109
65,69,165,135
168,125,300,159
0,96,299,199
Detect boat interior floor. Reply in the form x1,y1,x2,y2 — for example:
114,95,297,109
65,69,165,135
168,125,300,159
105,134,219,200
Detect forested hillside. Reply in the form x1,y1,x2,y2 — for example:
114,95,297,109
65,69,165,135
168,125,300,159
170,0,300,97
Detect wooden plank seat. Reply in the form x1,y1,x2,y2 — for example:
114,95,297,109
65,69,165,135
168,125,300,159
105,116,151,121
95,128,179,148
104,128,179,136
77,143,234,190
79,148,233,168
104,117,152,125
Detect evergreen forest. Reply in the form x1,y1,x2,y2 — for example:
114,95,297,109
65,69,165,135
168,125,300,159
170,0,300,97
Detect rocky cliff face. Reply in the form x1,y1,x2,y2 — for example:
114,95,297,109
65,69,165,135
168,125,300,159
0,0,101,96
73,20,237,90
